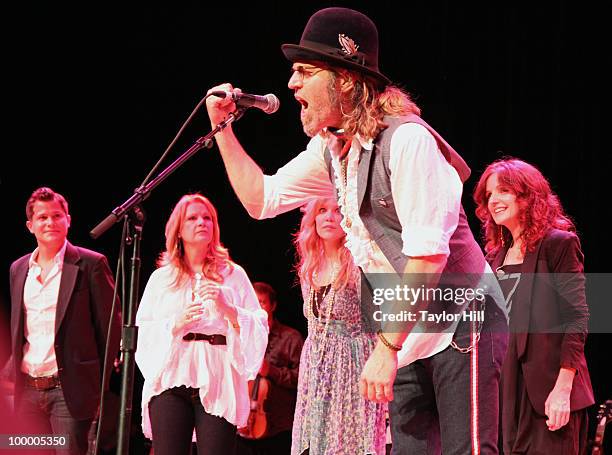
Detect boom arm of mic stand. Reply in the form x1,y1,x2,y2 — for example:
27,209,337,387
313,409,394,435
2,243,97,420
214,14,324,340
89,108,245,239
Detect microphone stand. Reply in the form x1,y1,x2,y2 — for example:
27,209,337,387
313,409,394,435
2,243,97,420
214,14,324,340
89,108,246,455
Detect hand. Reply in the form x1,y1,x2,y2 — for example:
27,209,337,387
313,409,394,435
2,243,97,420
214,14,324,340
544,384,572,431
173,302,204,336
198,282,238,325
359,342,398,403
206,83,241,128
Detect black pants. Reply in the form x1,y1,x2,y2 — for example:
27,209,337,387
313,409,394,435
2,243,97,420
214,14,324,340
389,301,509,455
149,386,237,455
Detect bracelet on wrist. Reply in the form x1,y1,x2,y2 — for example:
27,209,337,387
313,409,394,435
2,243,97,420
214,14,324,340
377,330,402,352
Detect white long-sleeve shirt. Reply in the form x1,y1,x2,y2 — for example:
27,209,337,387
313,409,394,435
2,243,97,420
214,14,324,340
260,123,466,368
21,241,68,377
135,263,268,439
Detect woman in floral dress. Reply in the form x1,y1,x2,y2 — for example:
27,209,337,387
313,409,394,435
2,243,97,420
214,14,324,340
292,197,387,455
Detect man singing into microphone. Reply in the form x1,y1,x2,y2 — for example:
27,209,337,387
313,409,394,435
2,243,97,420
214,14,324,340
206,7,508,454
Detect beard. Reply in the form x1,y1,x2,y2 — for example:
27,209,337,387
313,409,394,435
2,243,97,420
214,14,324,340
302,112,320,138
300,78,343,138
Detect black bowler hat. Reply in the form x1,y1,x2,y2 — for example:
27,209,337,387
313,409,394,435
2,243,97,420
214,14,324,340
281,7,391,86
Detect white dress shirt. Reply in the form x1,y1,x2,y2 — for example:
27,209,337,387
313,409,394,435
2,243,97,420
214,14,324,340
21,241,67,377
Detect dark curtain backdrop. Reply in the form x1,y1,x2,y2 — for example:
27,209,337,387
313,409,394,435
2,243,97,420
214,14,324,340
2,0,609,447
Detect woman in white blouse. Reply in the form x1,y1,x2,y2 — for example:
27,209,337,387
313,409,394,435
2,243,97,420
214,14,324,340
135,194,268,455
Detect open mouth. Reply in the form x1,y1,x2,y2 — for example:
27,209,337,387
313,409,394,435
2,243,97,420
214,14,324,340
295,96,308,110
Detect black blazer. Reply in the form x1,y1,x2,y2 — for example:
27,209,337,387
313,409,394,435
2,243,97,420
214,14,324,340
489,228,594,415
8,242,121,420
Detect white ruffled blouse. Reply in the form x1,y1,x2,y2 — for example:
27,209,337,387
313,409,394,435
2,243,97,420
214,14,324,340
135,263,268,440
327,136,388,272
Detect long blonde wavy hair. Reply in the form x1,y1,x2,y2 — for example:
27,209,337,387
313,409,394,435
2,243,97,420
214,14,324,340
157,194,233,289
294,198,357,290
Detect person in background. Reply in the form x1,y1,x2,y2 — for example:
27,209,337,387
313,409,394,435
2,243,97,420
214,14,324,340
135,193,268,455
236,281,304,454
474,158,594,453
6,186,120,454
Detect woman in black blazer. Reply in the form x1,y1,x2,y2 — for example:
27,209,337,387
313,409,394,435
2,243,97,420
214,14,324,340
473,158,594,454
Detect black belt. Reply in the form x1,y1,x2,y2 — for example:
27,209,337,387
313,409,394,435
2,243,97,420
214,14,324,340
182,333,227,345
24,373,60,391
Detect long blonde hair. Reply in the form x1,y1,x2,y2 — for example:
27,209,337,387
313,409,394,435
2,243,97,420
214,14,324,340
157,194,233,288
330,67,421,140
294,198,356,290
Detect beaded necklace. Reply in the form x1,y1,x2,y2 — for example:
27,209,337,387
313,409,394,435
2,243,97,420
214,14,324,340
307,261,339,366
338,141,353,228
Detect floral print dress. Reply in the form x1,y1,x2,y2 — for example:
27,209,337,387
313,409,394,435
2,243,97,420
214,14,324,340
291,280,387,455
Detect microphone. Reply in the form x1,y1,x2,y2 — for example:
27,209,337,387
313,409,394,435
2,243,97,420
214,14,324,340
210,90,280,114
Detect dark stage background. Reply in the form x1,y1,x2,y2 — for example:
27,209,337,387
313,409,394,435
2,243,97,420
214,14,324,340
2,1,609,450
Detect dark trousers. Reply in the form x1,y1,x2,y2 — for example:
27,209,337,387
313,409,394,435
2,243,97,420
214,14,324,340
235,430,292,454
389,303,508,455
16,384,92,455
149,386,237,455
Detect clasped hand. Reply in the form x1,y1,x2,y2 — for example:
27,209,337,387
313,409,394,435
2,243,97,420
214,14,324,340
174,283,235,335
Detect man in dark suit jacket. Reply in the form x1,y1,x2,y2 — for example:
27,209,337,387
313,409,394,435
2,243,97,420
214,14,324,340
6,187,120,455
